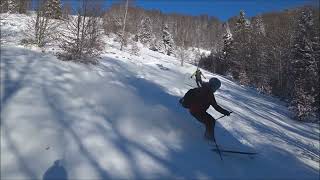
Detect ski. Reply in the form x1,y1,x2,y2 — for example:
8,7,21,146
211,148,258,155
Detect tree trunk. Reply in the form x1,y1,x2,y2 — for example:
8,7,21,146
120,0,128,51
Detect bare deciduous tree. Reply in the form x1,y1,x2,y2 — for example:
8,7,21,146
177,47,187,66
0,0,31,14
22,0,60,47
120,0,129,51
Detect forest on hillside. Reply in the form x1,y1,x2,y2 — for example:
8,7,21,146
1,0,319,121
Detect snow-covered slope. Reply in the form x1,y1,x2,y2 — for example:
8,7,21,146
1,14,319,180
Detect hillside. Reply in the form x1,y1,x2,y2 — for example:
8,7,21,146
1,13,319,180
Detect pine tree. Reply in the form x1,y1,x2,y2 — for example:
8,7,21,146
130,41,140,56
227,10,252,82
246,15,269,90
220,22,233,75
137,16,152,45
222,22,233,61
290,7,319,120
162,23,175,56
149,34,165,54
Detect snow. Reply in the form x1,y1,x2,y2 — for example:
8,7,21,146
1,13,319,180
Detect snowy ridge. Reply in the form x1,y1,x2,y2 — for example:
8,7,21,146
1,14,319,180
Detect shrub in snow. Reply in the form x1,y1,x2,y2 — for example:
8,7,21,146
58,4,103,63
20,38,36,46
129,41,140,56
177,47,187,66
117,31,128,48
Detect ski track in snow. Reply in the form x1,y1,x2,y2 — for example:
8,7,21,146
1,13,319,180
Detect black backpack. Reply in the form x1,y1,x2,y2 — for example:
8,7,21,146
179,88,198,108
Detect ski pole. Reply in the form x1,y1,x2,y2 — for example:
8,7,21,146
212,111,233,160
215,111,233,120
212,131,223,160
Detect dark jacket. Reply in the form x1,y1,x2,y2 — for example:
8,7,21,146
188,83,229,114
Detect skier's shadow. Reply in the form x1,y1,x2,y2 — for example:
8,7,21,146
43,160,68,180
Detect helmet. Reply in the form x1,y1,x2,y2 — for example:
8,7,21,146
209,78,221,92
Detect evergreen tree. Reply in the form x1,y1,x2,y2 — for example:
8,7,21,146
149,34,165,54
162,23,175,56
250,15,271,93
216,22,233,75
222,22,233,66
137,16,152,45
227,10,252,82
290,7,319,120
130,41,140,56
261,9,297,98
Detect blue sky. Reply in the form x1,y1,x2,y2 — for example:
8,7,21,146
60,0,318,21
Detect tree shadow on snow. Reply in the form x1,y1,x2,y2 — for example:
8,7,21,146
40,64,218,178
1,47,44,179
1,47,38,110
42,85,112,179
2,46,319,179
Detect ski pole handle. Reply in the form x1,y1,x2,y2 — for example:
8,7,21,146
216,111,232,120
216,115,226,120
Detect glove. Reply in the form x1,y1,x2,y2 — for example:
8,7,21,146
224,111,231,116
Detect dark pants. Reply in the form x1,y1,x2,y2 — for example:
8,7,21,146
190,111,216,138
196,78,202,87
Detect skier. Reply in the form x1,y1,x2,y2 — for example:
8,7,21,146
190,68,206,87
179,77,231,140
